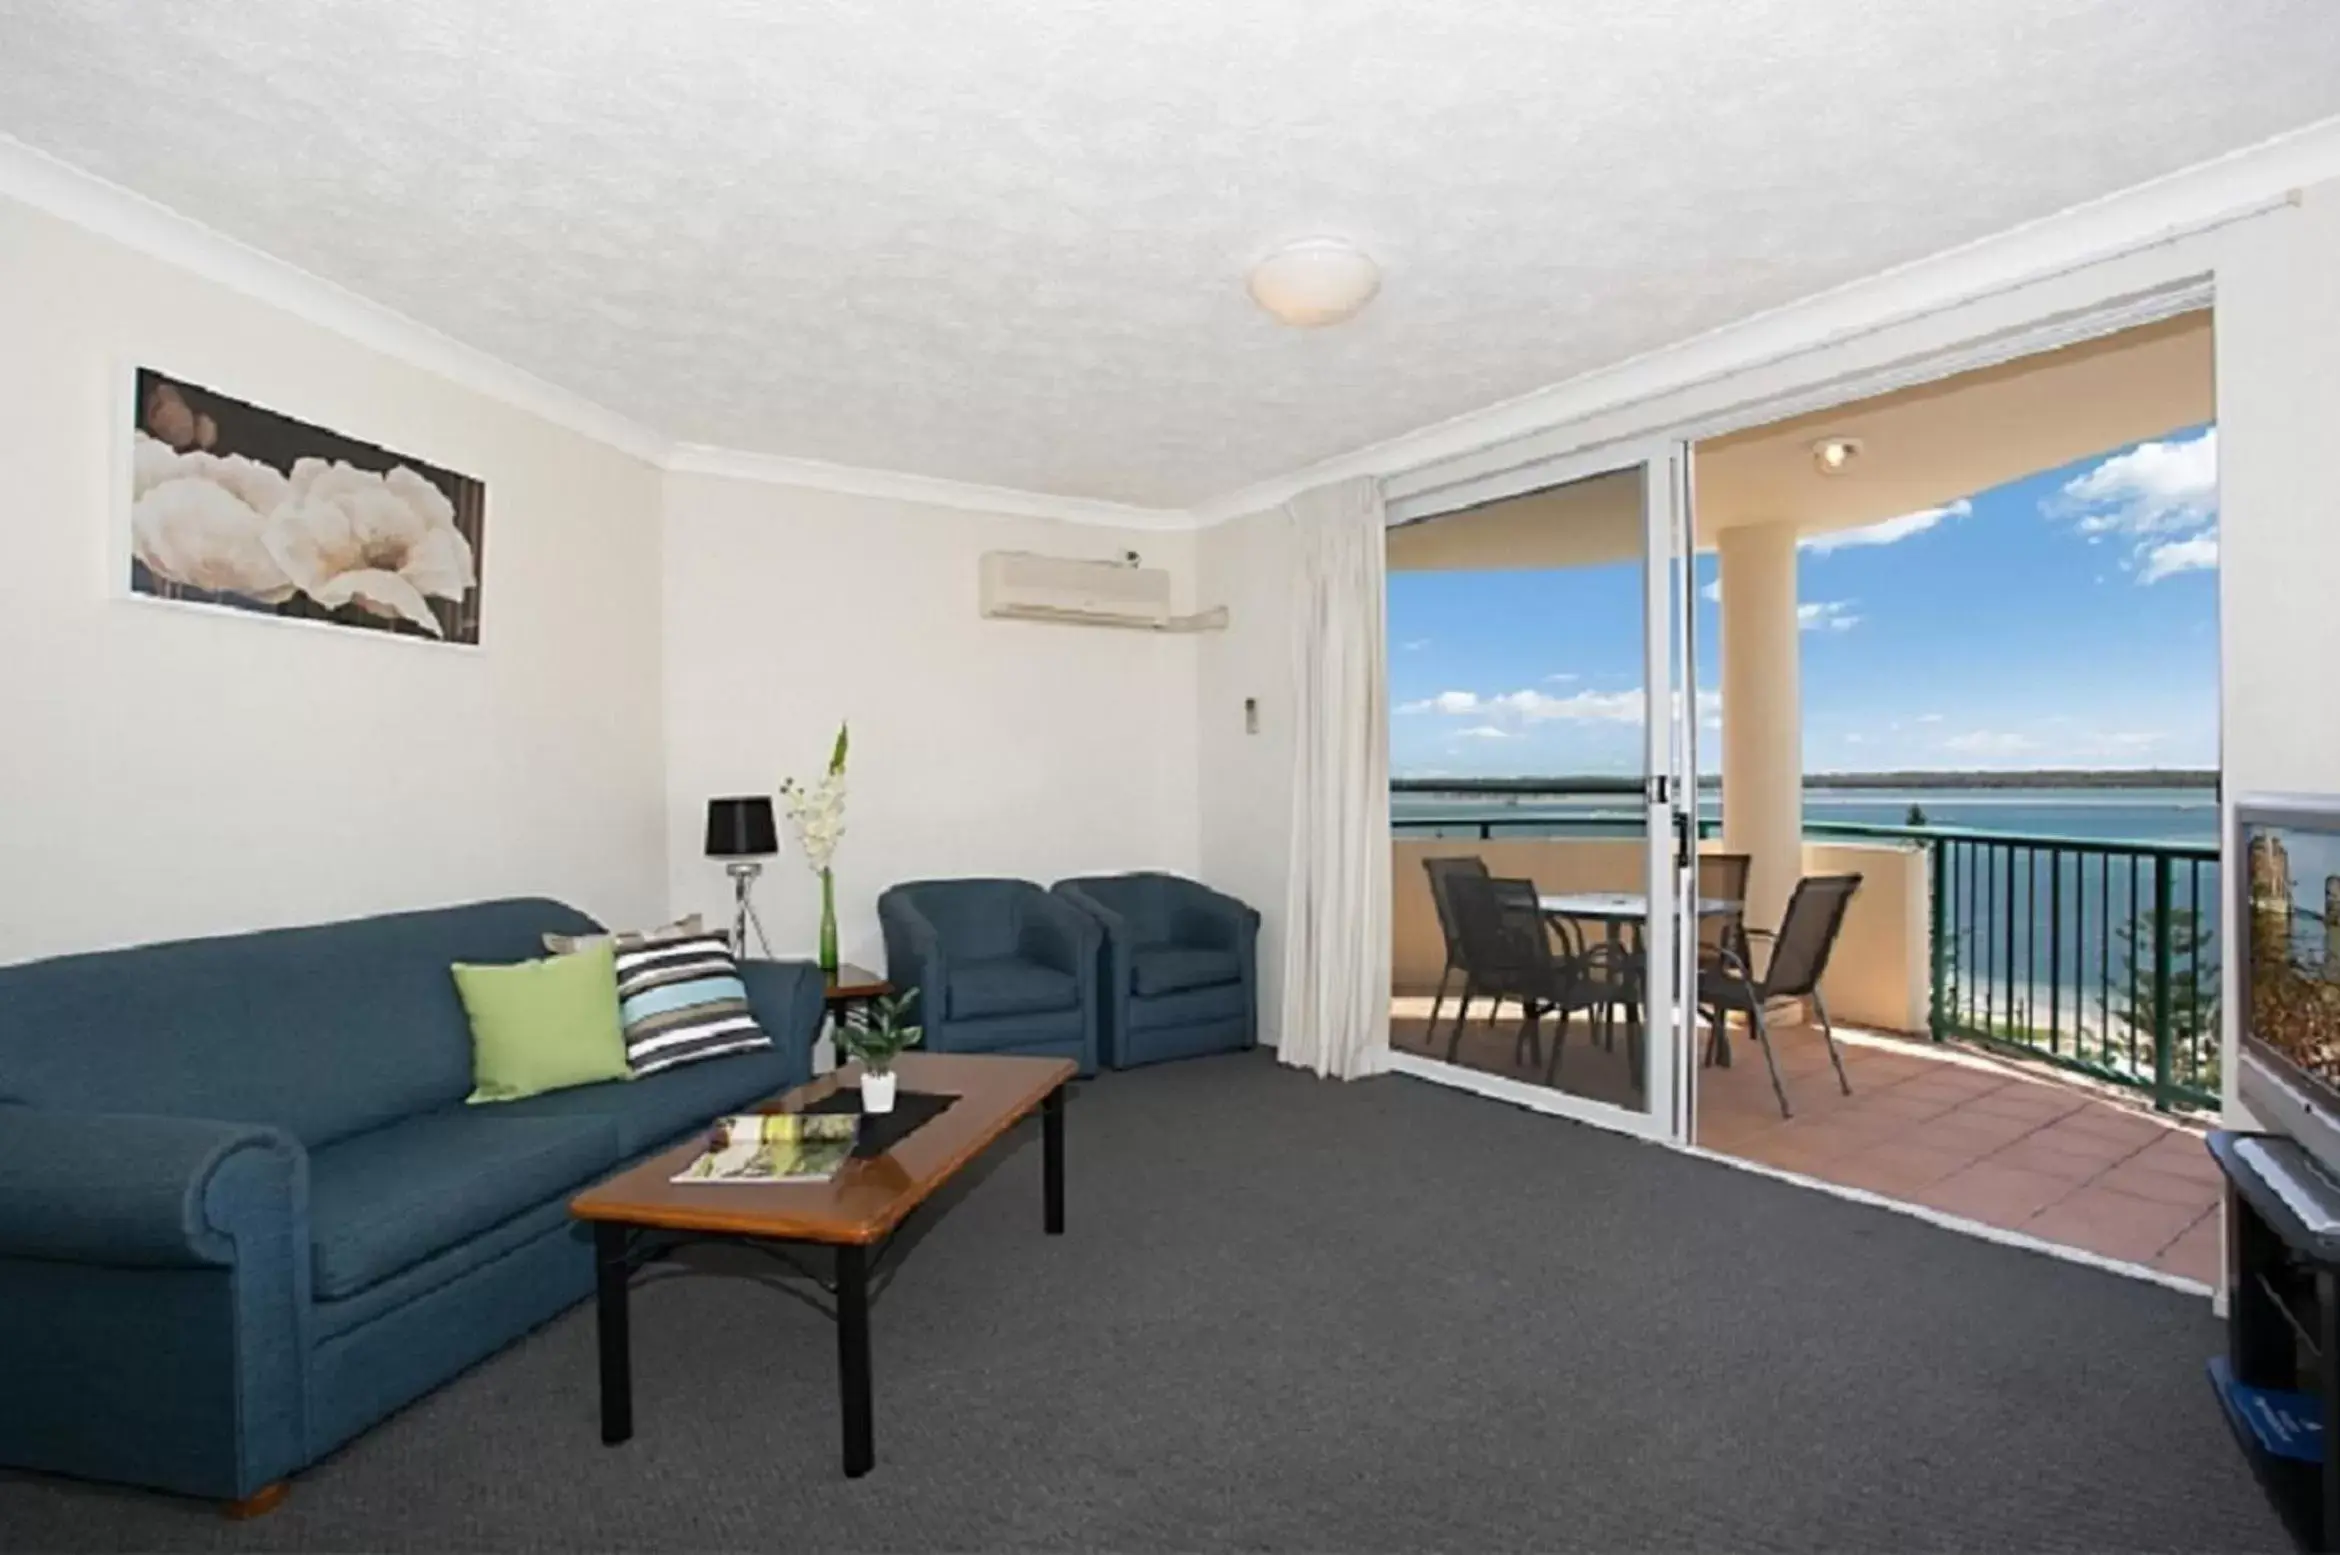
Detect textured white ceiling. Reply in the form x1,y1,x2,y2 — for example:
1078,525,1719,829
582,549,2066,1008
4,1,2340,508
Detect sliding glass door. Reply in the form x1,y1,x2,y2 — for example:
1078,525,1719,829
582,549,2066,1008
1651,441,1701,1142
1385,440,1701,1144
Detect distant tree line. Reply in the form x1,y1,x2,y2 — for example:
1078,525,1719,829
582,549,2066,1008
1390,770,2218,798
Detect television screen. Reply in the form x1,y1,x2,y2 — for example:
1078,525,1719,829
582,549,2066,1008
2241,811,2340,1112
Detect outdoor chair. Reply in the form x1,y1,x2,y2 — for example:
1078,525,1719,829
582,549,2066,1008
1421,855,1491,1045
1696,872,1863,1118
1696,851,1753,965
1448,873,1627,1083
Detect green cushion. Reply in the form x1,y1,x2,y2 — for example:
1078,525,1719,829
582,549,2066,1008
452,943,630,1104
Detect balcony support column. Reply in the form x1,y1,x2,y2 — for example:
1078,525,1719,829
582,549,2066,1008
1717,520,1803,931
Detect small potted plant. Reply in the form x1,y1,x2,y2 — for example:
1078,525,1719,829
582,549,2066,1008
837,989,922,1114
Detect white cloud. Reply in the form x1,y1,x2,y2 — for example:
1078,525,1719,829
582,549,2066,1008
2053,428,2218,585
1452,725,1514,741
2057,429,2217,537
1399,637,1432,652
1511,688,1645,724
1915,712,1945,724
1797,599,1861,633
1800,499,1970,555
1399,683,1719,730
2138,531,2218,584
1543,671,1580,683
1943,729,2037,757
1397,690,1484,715
1699,579,1722,604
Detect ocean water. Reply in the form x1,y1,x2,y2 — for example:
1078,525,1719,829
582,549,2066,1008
1391,786,2219,847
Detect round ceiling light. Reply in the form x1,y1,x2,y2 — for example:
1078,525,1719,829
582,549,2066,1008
1247,238,1381,328
1811,436,1864,475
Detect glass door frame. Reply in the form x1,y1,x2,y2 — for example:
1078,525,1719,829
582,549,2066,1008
1383,435,1701,1147
1654,440,1701,1144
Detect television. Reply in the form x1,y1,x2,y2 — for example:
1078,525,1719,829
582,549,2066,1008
2236,794,2340,1177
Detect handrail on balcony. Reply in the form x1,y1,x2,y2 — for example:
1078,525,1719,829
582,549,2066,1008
1391,788,2219,1112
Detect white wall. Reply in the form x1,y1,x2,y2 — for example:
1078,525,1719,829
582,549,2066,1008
0,196,669,964
2214,183,2340,1118
1195,505,1294,1044
2216,190,2340,804
660,472,1200,969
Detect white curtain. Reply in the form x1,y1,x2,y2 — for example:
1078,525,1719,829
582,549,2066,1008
1277,476,1392,1080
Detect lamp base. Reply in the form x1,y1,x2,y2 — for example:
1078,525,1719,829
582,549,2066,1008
723,860,773,959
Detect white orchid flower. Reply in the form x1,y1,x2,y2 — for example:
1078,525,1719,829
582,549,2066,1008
779,725,851,874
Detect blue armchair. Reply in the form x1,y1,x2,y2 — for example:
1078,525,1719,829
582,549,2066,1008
878,879,1103,1076
1053,873,1260,1069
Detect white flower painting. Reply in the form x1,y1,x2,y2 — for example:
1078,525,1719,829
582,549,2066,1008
127,371,486,643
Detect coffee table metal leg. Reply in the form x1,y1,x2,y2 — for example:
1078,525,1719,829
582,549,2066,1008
1042,1083,1065,1235
836,1242,874,1478
595,1223,633,1445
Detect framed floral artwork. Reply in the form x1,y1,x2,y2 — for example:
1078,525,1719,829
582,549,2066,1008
126,369,486,644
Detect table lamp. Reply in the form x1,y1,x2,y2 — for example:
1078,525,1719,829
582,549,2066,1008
705,796,779,957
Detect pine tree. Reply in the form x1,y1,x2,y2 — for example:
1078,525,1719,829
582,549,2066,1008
2107,903,2220,1090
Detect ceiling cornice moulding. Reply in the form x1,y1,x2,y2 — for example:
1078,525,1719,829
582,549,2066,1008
0,133,676,465
13,115,2340,536
1185,114,2340,527
663,444,1192,530
0,133,1196,530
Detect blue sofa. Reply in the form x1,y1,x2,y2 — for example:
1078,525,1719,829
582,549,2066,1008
0,898,823,1504
877,878,1102,1075
1054,873,1260,1068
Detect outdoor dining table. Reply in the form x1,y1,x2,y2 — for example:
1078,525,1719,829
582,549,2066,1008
1537,892,1742,1066
1536,891,1738,927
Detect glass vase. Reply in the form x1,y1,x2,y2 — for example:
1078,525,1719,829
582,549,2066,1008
817,868,839,974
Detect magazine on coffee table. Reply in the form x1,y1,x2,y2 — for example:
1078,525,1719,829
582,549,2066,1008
671,1113,859,1185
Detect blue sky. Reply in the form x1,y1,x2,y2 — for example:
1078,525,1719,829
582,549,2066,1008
1389,423,2218,777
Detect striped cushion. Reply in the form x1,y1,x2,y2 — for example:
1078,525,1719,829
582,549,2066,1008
611,934,772,1076
543,913,706,958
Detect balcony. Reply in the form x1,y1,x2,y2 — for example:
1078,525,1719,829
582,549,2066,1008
1393,800,2223,1285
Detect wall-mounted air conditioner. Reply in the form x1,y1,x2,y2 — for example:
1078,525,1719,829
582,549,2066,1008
978,551,1228,633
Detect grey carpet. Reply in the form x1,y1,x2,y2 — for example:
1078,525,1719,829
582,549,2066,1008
0,1053,2286,1552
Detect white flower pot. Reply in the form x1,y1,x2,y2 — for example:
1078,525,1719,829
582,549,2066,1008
860,1067,897,1114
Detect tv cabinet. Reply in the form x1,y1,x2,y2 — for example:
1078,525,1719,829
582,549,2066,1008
2211,1130,2340,1552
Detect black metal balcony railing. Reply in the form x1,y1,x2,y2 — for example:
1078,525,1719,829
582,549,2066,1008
1390,782,2220,1113
1912,826,2218,1112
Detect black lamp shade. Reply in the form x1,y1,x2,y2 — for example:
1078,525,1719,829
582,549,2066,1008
705,796,779,858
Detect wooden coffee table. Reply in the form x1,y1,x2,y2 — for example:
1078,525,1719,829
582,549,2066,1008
570,1051,1074,1478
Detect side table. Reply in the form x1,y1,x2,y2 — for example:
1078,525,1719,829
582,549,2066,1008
823,964,892,1032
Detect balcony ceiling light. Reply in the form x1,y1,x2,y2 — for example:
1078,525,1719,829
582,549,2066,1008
1811,437,1864,475
1247,238,1381,328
